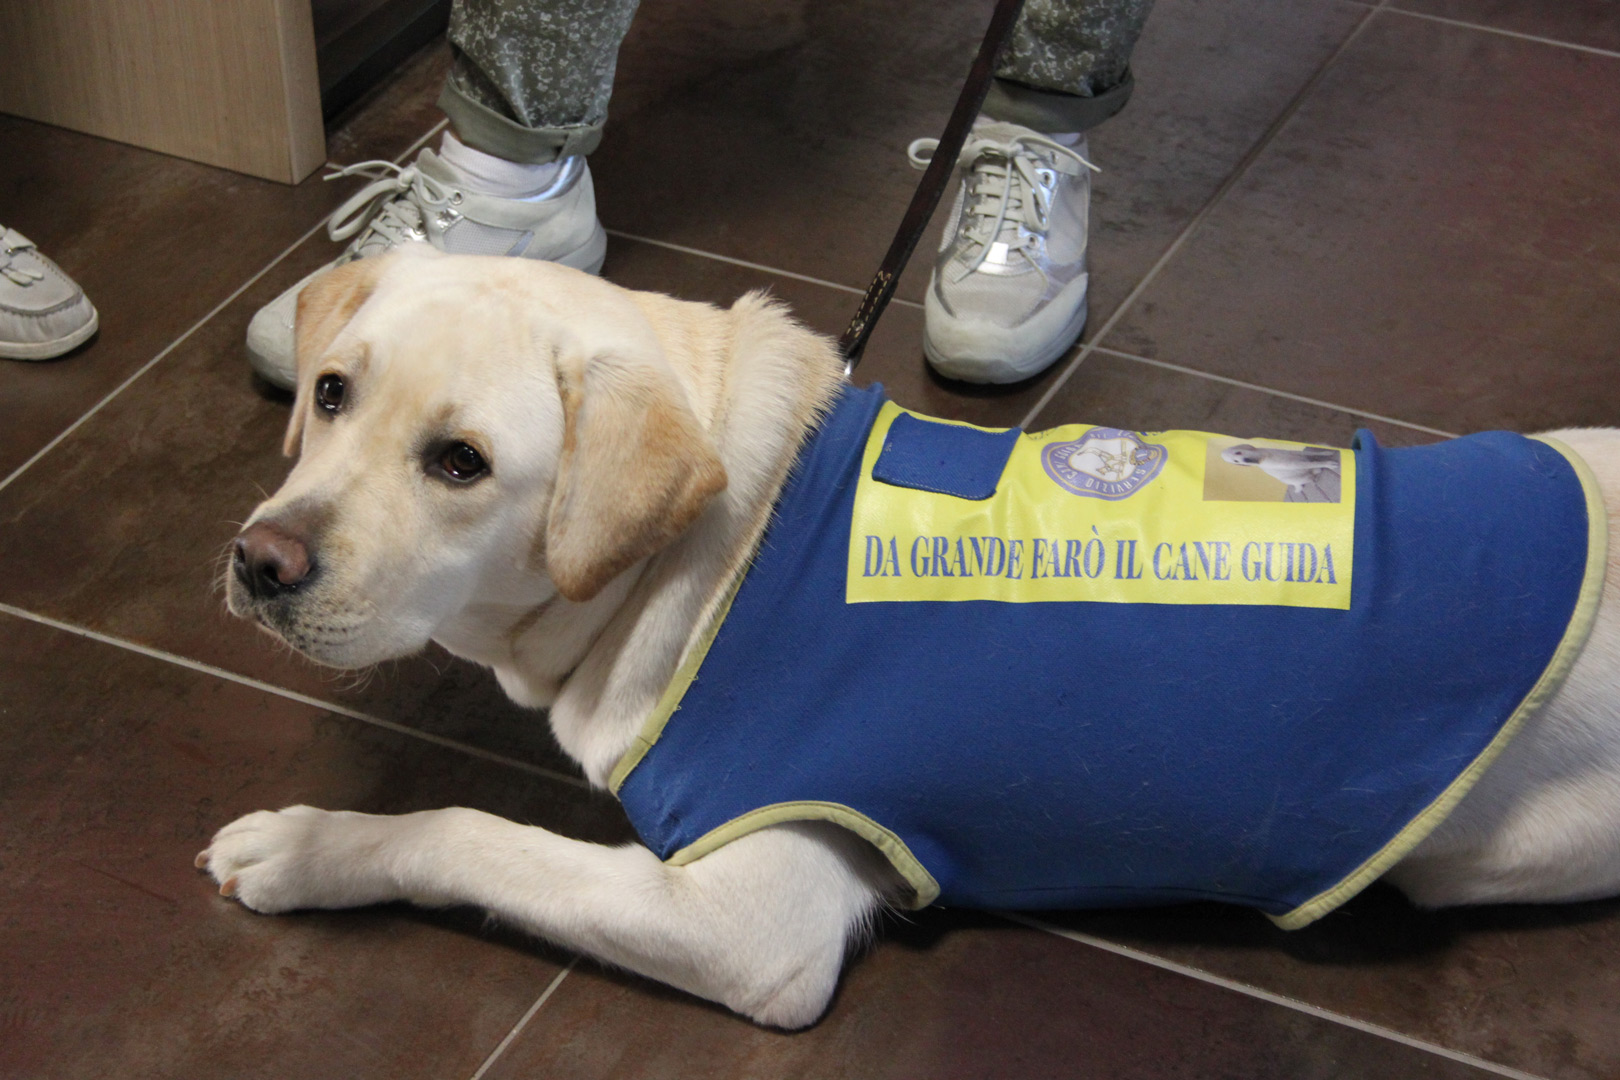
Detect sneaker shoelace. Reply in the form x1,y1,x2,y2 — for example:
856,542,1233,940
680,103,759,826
908,133,1099,284
322,160,464,259
0,232,45,287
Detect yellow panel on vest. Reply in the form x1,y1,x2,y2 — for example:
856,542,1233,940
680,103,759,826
846,403,1356,609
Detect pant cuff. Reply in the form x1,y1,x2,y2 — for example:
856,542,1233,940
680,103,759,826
981,70,1135,134
436,81,604,164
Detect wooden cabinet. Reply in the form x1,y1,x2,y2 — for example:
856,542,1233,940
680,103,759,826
0,0,326,184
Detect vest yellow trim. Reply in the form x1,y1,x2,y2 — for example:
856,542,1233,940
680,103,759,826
604,387,951,906
665,801,943,909
608,567,748,795
610,570,944,907
1270,435,1608,929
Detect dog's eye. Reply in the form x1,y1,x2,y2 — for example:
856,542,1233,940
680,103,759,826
315,374,346,414
439,442,488,482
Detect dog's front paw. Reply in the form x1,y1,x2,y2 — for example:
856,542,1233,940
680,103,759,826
196,805,399,914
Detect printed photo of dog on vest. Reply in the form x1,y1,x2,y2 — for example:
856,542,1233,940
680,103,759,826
1219,443,1343,503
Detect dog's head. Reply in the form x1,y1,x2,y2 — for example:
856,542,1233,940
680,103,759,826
226,249,727,669
1221,444,1264,467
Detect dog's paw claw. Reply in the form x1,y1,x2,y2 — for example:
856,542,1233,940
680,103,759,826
220,876,238,898
194,849,210,870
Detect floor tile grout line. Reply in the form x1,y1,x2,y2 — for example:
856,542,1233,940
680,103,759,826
0,601,592,790
1090,345,1459,438
0,118,448,501
467,957,578,1080
1382,6,1620,60
604,229,925,309
1016,1,1384,431
1002,913,1552,1080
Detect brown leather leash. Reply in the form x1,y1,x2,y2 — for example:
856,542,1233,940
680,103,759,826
838,0,1028,375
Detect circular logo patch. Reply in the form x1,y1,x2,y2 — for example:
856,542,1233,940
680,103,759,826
1041,428,1168,500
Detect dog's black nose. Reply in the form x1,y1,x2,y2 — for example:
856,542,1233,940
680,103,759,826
234,521,313,599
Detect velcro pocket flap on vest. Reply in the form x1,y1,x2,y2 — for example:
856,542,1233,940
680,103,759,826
871,413,1020,501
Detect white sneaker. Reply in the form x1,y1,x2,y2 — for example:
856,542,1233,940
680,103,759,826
0,226,98,361
912,121,1099,384
247,150,607,389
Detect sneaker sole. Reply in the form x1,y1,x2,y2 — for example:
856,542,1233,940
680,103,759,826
247,341,296,391
0,307,100,361
923,298,1087,385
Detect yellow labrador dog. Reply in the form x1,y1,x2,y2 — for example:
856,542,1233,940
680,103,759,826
202,248,1620,1028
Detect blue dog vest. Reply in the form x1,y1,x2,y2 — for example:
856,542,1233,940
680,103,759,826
612,384,1604,928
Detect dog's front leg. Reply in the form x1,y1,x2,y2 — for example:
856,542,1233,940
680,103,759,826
198,806,881,1028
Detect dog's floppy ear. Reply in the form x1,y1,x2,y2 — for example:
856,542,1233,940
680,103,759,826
282,257,386,456
543,349,727,602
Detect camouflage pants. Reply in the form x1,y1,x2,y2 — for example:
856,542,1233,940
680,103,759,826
439,0,1155,163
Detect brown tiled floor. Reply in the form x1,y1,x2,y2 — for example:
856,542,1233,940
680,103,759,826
1,0,1616,1076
